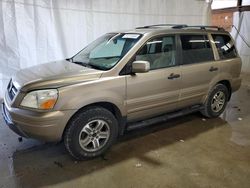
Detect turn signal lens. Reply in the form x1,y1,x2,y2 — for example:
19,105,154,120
40,99,57,110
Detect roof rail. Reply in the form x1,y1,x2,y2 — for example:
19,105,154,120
135,24,187,29
136,24,224,31
173,25,225,31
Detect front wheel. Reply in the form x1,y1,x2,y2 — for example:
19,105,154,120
64,106,118,160
201,84,229,118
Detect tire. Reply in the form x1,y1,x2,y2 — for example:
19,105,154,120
64,106,118,160
201,84,229,118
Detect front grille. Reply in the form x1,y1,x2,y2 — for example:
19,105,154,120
7,80,18,101
2,103,13,124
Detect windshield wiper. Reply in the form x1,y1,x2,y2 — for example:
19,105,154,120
66,57,73,62
71,61,105,70
72,61,89,67
92,56,120,60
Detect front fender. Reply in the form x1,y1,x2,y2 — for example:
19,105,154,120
55,76,127,116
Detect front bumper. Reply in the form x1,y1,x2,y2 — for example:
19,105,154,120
1,101,76,142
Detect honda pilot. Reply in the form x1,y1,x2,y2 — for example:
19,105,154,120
2,24,242,160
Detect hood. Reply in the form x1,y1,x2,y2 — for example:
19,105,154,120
12,60,103,92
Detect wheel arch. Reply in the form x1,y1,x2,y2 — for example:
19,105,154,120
217,80,232,101
62,101,126,140
202,79,232,104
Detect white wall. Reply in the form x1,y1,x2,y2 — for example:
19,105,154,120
212,0,237,9
0,0,211,98
231,11,250,73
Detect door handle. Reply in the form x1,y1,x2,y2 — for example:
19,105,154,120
168,73,180,80
209,66,218,72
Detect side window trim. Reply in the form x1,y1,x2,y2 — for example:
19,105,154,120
176,34,183,66
208,33,220,61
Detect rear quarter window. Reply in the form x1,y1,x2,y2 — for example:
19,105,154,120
211,34,238,60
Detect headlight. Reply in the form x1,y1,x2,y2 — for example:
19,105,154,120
20,89,58,110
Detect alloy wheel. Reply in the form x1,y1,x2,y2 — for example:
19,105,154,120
78,119,110,152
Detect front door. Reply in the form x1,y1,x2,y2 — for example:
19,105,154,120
125,35,181,122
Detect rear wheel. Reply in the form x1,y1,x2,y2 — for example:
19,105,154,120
64,106,118,160
201,84,229,118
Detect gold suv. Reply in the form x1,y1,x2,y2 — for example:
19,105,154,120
2,24,242,160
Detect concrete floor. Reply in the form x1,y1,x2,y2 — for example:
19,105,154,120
1,74,250,188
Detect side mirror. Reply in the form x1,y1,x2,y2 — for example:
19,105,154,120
132,61,150,73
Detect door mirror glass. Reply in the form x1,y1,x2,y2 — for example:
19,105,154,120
132,61,150,73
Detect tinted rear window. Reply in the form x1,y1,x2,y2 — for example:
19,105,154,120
211,34,237,59
180,35,214,64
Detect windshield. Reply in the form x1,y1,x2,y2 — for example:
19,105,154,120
72,33,142,70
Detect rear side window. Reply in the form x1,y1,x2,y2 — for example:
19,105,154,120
211,34,237,59
180,35,214,65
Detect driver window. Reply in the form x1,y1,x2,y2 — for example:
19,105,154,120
135,36,176,70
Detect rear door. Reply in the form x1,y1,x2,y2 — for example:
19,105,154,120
178,34,219,108
125,35,181,122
